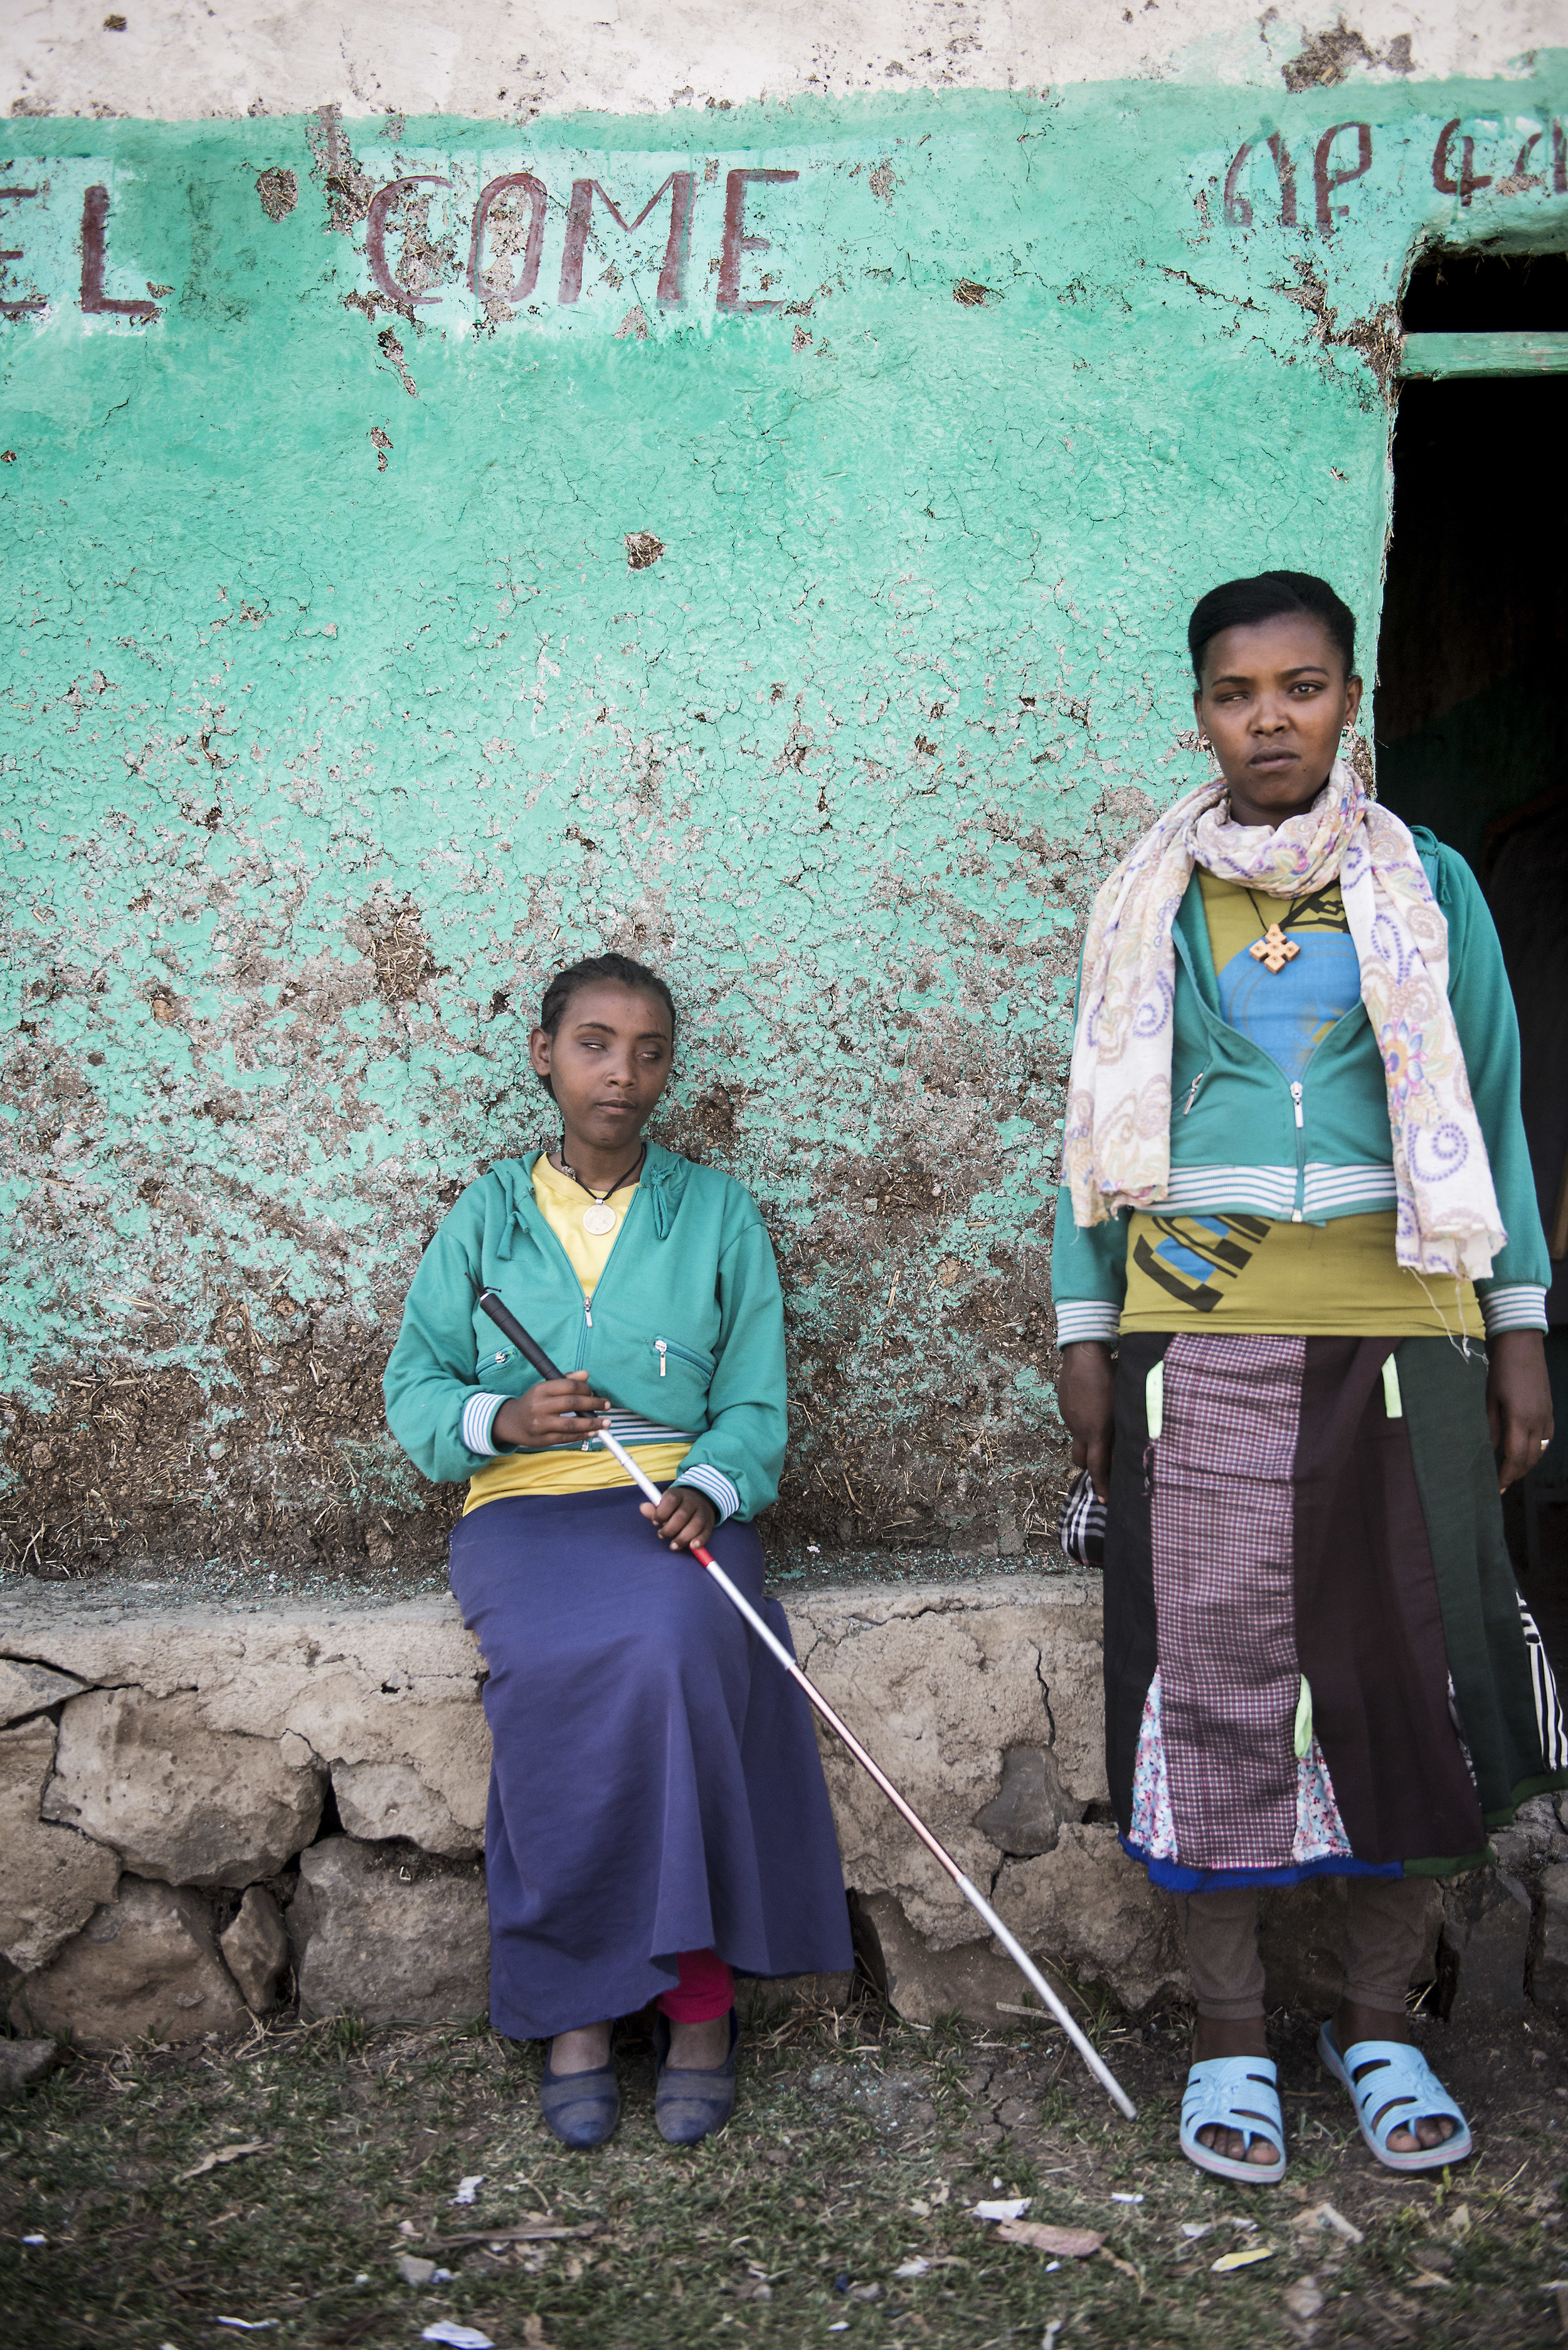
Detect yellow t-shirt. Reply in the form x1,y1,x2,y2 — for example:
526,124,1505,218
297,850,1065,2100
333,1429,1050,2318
462,1154,695,1513
1120,1208,1484,1337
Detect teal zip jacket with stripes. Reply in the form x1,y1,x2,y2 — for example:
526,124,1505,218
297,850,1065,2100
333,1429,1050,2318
383,1143,786,1524
1051,829,1550,1345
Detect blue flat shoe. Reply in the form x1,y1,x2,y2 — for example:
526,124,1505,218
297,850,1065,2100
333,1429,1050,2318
1318,2023,1472,2173
538,2050,620,2149
1179,2056,1287,2185
653,2011,739,2146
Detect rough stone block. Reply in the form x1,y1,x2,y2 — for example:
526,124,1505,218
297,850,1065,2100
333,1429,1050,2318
0,1658,89,1728
856,1890,1024,2026
332,1759,484,1858
288,1835,489,2026
994,1826,1187,2014
1530,1861,1568,2012
0,1598,489,1861
9,1877,250,2051
972,1745,1083,1857
0,1715,120,1974
0,2037,60,2101
219,1885,291,2014
42,1688,326,1889
788,1577,1108,1949
1441,1870,1531,2015
857,1824,1184,2024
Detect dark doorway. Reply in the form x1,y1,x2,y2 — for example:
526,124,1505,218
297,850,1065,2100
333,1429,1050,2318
1375,245,1568,1655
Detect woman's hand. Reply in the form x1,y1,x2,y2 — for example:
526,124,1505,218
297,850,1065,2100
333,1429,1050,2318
1057,1341,1116,1501
641,1485,717,1552
492,1371,609,1450
1487,1329,1554,1493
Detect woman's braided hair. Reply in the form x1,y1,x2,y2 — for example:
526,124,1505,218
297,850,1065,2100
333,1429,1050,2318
1188,570,1357,683
535,953,677,1093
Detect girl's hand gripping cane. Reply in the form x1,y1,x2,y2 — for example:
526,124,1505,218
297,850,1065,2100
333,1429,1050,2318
473,1288,1137,2123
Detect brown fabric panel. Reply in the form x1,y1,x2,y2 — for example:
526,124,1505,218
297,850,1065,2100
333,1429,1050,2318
1293,1337,1485,1865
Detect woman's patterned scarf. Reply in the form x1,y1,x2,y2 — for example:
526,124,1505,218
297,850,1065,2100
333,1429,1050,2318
1064,759,1505,1280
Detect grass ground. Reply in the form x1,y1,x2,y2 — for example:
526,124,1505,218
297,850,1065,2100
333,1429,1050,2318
3,1991,1566,2349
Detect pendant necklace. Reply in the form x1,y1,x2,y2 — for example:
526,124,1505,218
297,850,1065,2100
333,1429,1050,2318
556,1142,646,1235
1245,888,1306,975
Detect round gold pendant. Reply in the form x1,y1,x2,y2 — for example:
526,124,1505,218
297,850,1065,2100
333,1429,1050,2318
581,1203,618,1235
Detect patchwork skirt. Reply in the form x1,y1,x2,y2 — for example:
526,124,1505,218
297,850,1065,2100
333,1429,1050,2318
1104,1332,1568,1892
448,1486,854,2039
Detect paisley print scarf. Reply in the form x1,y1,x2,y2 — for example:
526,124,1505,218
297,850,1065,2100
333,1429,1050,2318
1063,760,1505,1280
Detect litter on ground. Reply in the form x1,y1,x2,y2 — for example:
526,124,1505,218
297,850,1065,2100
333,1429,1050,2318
995,2221,1104,2258
177,2142,270,2183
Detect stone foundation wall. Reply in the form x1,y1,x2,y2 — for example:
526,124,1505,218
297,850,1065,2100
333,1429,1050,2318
2,1572,1561,2053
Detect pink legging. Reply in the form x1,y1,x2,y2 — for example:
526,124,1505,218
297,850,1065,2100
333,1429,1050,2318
655,1947,734,2023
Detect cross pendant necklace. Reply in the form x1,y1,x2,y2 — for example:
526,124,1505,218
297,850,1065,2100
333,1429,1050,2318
1246,892,1304,974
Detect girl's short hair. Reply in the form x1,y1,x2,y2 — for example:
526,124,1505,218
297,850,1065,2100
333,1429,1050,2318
1188,570,1357,683
536,953,677,1092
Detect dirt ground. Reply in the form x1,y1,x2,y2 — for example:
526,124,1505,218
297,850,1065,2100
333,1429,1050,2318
3,1989,1567,2350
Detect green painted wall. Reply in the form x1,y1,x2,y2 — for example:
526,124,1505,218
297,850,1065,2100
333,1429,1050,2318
2,77,1565,1579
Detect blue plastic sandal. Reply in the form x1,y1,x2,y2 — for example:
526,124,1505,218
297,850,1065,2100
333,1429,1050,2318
1179,2056,1287,2185
538,2050,620,2149
653,2010,739,2146
1317,2023,1471,2173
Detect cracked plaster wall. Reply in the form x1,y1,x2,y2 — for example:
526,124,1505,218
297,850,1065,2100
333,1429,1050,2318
1,13,1565,1579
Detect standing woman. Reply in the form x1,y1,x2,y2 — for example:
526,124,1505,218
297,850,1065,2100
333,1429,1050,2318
384,952,852,2148
1052,572,1560,2183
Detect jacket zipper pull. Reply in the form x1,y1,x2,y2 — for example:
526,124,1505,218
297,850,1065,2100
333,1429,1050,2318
584,1302,593,1329
656,1339,667,1378
1183,1071,1206,1116
1291,1080,1305,1127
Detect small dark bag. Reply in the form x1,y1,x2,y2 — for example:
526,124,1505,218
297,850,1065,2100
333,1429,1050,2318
1056,1468,1106,1569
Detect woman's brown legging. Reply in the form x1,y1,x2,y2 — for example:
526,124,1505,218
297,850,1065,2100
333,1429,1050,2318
1177,1878,1433,2021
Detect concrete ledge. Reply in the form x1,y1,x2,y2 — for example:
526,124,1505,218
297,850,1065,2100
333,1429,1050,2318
1,1572,1549,2046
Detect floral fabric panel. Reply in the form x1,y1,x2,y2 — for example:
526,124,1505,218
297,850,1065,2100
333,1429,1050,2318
1129,1668,1352,1866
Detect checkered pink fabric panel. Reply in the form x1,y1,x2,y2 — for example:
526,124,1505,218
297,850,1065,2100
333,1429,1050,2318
1152,1334,1306,1871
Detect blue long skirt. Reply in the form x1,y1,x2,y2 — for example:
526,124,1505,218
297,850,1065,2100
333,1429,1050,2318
448,1486,854,2039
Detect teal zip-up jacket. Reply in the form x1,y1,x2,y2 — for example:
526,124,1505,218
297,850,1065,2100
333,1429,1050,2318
1051,831,1550,1344
383,1143,785,1524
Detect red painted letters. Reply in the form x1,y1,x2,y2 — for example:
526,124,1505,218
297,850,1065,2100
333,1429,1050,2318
717,169,798,313
1431,118,1493,205
365,175,452,311
1223,133,1298,229
80,184,159,320
558,173,694,307
1314,122,1372,233
469,173,548,307
0,184,44,317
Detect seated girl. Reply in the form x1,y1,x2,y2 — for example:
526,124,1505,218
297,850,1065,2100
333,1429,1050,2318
384,951,852,2147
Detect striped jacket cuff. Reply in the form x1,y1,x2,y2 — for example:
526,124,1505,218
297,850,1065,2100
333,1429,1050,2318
1481,1285,1549,1336
1055,1302,1122,1348
460,1391,509,1456
674,1462,742,1525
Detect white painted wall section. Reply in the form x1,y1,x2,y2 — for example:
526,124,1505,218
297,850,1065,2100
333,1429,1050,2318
3,0,1557,122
